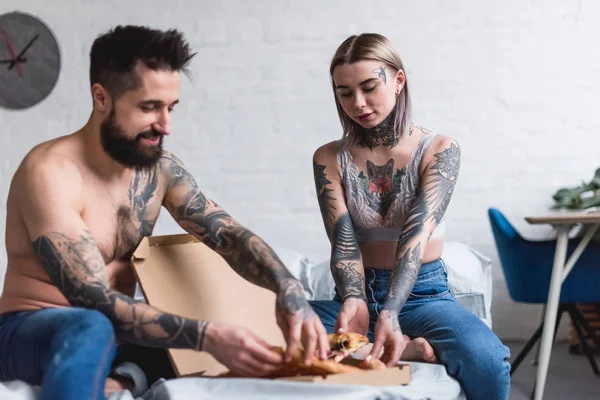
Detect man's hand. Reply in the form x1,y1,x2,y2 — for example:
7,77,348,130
275,279,330,366
368,310,407,367
203,322,283,377
335,298,369,336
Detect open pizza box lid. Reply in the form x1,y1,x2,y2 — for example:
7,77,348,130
131,233,411,386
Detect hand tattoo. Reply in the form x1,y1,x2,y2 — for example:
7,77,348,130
277,279,312,316
385,311,401,333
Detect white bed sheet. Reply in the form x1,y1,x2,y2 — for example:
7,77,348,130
0,362,465,400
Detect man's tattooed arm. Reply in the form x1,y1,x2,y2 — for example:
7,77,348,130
33,230,210,350
383,139,461,314
313,148,366,302
21,158,210,351
161,152,306,315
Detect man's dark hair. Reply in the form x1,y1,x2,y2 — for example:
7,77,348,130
90,25,195,99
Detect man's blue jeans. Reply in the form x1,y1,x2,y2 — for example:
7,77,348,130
0,307,117,400
310,259,511,400
0,307,175,400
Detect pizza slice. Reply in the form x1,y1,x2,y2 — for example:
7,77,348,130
218,332,385,378
327,332,370,362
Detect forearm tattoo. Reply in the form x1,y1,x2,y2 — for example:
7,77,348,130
161,153,301,297
33,231,210,351
383,243,421,313
331,213,360,264
384,141,460,313
333,261,366,302
313,160,366,302
330,214,366,301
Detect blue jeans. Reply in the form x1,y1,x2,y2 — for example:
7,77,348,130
0,307,175,400
310,259,511,400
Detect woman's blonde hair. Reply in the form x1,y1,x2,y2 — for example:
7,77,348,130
330,33,412,149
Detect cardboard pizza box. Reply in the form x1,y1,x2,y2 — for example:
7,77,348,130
130,233,411,386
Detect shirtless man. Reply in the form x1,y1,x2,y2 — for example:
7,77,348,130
0,25,329,400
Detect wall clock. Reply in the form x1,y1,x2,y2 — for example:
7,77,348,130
0,11,61,110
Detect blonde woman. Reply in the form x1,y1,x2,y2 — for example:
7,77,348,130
309,33,510,399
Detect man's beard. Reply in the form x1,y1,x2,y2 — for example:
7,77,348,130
100,110,164,168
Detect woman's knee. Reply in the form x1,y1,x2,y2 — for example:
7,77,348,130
432,326,510,400
451,328,511,384
471,337,510,376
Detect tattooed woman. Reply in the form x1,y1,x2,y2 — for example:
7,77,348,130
309,33,510,400
0,26,329,400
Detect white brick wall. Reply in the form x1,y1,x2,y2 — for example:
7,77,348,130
1,0,599,341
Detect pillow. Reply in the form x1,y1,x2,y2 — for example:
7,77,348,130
272,247,333,300
441,242,493,328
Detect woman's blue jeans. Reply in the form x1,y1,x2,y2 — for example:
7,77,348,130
310,259,511,400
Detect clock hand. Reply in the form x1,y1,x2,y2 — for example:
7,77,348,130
9,33,39,70
0,57,26,64
0,25,23,77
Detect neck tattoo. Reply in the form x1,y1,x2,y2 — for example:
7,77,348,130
358,111,410,150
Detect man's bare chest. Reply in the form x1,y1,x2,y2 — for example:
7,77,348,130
81,167,164,264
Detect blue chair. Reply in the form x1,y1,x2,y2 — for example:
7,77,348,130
488,207,600,379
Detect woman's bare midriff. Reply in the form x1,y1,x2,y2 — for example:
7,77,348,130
359,236,445,270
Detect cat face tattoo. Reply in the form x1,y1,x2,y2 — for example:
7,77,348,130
366,159,394,194
357,158,405,217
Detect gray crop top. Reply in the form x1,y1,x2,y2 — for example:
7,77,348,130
336,132,447,243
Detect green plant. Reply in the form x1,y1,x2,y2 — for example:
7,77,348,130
551,167,600,242
552,168,600,210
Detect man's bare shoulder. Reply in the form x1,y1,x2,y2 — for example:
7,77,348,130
158,150,184,169
13,139,84,202
157,150,197,187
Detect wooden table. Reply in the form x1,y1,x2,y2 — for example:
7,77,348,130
524,211,600,400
